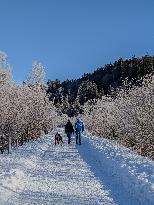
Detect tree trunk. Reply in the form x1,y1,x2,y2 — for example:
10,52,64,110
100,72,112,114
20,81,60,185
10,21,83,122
52,121,55,130
8,135,11,154
26,128,29,142
21,135,24,145
112,129,115,139
16,138,19,149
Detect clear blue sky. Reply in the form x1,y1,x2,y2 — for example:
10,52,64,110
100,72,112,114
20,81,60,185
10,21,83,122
0,0,154,82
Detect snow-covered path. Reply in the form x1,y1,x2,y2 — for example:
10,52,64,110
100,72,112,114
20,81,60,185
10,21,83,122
0,129,154,205
0,132,115,205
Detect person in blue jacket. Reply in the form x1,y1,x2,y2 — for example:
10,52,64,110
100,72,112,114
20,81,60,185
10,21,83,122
75,118,84,145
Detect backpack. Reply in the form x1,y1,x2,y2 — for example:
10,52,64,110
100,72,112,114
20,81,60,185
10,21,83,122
75,121,83,132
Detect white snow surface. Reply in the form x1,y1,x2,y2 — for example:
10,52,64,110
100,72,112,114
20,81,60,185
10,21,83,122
0,128,153,205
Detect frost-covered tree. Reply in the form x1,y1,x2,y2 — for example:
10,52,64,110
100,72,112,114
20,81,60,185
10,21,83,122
83,97,115,137
0,51,12,85
0,52,58,154
83,74,154,159
114,74,154,157
28,61,46,84
61,95,70,113
0,82,59,153
78,81,99,105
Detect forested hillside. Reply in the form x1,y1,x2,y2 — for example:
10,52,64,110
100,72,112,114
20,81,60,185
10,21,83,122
47,55,154,116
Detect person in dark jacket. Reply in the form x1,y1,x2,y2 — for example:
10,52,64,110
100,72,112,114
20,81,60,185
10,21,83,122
75,118,84,145
65,120,74,144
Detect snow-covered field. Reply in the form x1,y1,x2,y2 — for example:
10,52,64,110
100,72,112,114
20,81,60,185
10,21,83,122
0,128,154,205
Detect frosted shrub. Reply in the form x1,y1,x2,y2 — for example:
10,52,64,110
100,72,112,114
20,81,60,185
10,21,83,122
83,74,154,159
0,54,58,153
0,82,57,152
83,97,116,137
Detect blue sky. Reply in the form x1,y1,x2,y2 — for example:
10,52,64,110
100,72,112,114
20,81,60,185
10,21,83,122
0,0,154,82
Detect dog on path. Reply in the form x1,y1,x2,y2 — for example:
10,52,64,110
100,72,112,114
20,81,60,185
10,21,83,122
55,132,63,146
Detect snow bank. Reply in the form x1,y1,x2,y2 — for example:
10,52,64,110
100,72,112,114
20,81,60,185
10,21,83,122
80,133,154,205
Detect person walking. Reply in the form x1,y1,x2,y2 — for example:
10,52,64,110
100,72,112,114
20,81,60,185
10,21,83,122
65,120,74,144
75,118,84,145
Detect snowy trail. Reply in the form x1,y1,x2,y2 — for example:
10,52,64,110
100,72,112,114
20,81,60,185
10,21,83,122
0,132,115,205
0,129,154,205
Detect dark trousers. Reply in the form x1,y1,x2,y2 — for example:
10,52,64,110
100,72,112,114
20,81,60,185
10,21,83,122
76,132,81,144
67,133,71,144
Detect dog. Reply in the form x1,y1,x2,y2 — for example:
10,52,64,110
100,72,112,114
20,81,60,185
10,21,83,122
55,132,63,146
